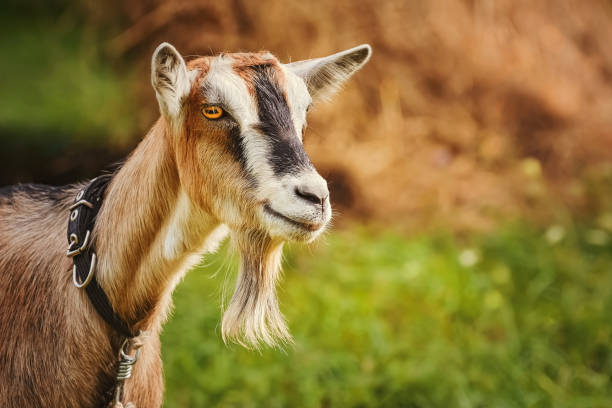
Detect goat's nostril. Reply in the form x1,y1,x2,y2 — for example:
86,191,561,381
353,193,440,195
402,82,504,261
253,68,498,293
295,185,327,206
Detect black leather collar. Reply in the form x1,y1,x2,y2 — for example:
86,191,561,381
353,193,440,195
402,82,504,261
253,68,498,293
66,175,135,338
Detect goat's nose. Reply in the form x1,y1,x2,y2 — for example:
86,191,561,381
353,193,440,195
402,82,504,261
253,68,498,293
295,182,329,206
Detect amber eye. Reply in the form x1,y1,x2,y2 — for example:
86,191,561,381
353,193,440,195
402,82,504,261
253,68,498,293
202,105,224,120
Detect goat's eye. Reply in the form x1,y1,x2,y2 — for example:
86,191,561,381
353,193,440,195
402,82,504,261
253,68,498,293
202,105,224,120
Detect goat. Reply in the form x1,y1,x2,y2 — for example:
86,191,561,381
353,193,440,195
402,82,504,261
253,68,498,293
0,42,371,407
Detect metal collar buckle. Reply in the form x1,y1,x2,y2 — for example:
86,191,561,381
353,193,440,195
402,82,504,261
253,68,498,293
69,199,94,211
66,230,91,258
73,253,97,289
67,190,97,288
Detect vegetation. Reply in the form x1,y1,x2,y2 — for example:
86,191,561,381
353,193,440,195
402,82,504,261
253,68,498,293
0,11,136,145
163,224,612,407
2,3,611,407
5,1,612,228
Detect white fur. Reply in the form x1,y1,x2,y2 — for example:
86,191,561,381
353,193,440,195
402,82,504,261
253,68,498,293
163,189,194,260
281,65,312,139
286,44,372,101
151,43,196,120
202,54,331,241
162,189,231,262
203,56,260,127
146,44,370,347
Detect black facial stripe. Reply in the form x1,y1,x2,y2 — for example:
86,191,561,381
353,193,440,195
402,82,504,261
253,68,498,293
252,65,311,175
227,124,247,170
227,124,257,187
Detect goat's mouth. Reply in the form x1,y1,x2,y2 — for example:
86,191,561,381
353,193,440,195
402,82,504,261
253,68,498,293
263,204,323,232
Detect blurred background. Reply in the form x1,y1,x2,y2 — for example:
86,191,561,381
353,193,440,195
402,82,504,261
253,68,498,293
2,0,612,406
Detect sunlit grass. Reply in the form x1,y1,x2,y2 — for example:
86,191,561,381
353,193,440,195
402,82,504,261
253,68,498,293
162,224,612,408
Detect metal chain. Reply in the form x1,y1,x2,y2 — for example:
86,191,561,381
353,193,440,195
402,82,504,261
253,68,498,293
109,333,146,408
110,403,136,408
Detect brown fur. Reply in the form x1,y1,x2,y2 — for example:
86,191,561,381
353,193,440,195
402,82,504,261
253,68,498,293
0,110,240,405
231,52,285,95
0,185,120,407
0,120,186,406
0,108,248,406
0,48,322,406
0,62,285,407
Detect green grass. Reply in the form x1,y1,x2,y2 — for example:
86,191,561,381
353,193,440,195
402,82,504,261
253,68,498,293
162,224,612,408
0,11,137,145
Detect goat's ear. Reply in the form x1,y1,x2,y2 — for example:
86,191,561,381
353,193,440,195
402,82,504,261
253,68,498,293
286,44,372,101
151,42,191,118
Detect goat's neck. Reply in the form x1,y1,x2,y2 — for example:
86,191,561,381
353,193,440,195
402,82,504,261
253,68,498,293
94,118,226,332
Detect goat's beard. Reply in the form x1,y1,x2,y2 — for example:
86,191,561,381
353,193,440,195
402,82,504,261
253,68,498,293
221,229,292,348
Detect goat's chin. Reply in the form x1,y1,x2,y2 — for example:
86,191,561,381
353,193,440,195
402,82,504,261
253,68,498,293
258,206,329,243
273,224,326,243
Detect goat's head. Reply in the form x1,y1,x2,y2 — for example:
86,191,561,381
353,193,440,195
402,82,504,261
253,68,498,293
151,43,371,347
151,42,371,243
